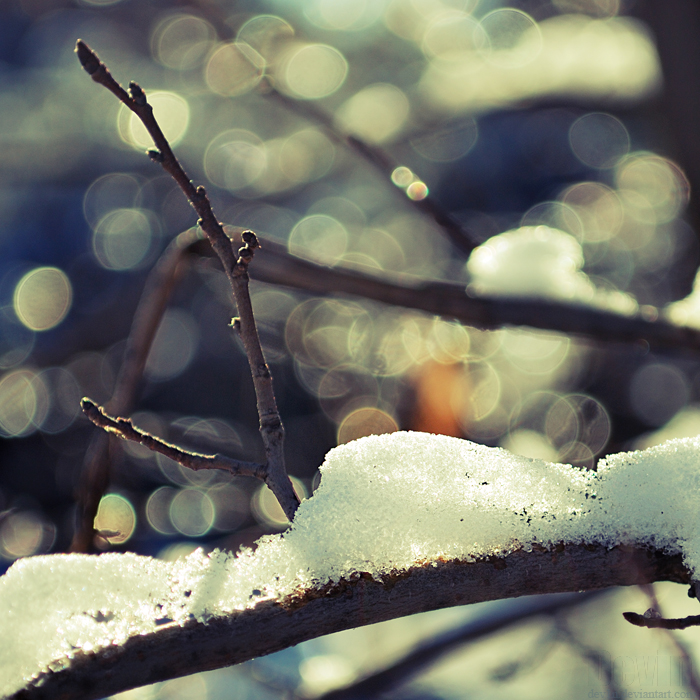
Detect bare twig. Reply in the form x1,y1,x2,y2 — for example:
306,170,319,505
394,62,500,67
81,397,267,481
637,584,700,699
265,86,479,255
623,611,700,629
75,40,299,521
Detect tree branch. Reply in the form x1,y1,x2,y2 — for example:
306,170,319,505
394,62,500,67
75,40,299,521
623,611,700,629
199,234,700,355
80,397,267,481
9,544,691,700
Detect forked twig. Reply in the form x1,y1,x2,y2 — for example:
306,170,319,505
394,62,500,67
75,40,299,521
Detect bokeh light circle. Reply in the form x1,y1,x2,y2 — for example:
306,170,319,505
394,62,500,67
92,208,158,271
422,13,487,64
205,42,265,97
13,267,71,331
204,129,266,191
170,489,215,537
569,112,630,169
630,363,689,427
337,407,398,444
145,308,199,382
280,44,348,99
94,493,136,545
288,214,348,265
252,477,307,527
118,92,189,149
336,83,409,144
0,511,55,560
236,15,295,60
151,14,215,70
479,9,542,68
0,368,40,437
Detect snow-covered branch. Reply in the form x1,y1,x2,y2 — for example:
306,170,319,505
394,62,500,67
1,544,688,700
3,431,700,699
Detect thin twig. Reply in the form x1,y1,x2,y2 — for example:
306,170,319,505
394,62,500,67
81,397,268,480
265,86,479,255
638,584,700,699
75,40,299,521
623,611,700,629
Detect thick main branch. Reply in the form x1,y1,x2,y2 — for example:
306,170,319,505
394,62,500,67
9,544,690,700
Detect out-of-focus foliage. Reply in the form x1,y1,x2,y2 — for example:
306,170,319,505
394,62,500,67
2,0,700,698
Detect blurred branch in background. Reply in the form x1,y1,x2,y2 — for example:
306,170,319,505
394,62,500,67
71,228,200,552
320,591,606,700
241,235,700,354
265,86,480,255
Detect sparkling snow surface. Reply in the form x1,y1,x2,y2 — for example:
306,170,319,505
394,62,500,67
2,431,700,695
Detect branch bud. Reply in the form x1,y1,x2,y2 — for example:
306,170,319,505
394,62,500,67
128,81,147,106
241,230,259,248
75,40,100,75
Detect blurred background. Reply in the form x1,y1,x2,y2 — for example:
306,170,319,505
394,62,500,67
4,0,700,697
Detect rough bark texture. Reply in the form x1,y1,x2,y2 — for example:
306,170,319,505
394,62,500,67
10,544,691,700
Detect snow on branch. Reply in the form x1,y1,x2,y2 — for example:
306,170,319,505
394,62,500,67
1,431,698,699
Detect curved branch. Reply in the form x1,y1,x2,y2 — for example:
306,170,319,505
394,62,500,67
9,544,691,700
71,228,201,552
265,87,479,255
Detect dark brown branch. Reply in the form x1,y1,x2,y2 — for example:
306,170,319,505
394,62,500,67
81,397,267,481
71,228,201,552
219,235,700,355
75,40,299,521
623,611,700,629
10,544,691,700
265,86,479,255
